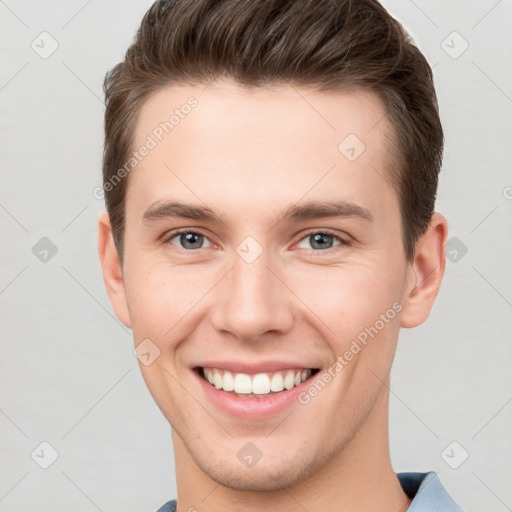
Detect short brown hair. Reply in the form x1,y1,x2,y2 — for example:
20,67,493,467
102,0,443,262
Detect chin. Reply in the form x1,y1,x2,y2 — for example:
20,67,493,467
205,464,304,492
194,447,330,492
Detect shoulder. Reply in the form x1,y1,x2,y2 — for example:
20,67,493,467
398,471,465,511
154,499,177,512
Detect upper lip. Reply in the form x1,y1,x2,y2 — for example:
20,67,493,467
194,360,319,374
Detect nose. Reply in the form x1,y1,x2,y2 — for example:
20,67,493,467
211,250,294,341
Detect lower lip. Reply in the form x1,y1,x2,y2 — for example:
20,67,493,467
194,369,317,419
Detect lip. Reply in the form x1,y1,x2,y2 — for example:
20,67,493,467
193,360,317,374
193,366,320,419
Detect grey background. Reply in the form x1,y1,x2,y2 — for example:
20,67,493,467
0,1,511,511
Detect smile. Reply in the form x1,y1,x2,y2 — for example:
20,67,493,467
199,367,320,397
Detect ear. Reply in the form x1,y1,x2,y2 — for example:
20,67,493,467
400,213,448,328
97,211,132,328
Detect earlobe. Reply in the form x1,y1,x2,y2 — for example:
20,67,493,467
97,211,132,328
400,213,448,328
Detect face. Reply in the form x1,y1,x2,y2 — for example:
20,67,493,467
99,79,445,492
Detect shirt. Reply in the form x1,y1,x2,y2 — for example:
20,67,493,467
155,471,465,511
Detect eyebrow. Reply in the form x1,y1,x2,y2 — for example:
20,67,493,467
142,199,373,225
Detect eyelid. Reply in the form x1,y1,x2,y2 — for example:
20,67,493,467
294,228,351,251
163,228,351,252
164,228,216,251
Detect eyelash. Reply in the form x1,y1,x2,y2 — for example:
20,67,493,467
164,229,350,254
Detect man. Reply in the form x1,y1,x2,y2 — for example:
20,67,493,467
97,0,464,510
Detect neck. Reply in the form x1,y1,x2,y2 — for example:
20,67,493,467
172,388,410,512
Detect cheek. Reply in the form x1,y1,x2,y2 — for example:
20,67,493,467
122,257,214,343
289,262,402,336
292,265,403,421
289,261,404,391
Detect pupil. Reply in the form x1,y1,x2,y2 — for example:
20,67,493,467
311,233,332,250
182,232,202,249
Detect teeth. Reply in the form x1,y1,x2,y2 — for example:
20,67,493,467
284,370,295,390
234,373,252,394
270,372,284,392
202,367,313,395
252,373,271,394
222,370,234,392
213,369,223,389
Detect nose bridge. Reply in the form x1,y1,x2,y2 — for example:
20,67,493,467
211,247,293,340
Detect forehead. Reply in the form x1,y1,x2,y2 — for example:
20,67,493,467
127,79,398,223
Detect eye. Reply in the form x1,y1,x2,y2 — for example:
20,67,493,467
164,229,348,253
296,231,346,251
166,230,213,250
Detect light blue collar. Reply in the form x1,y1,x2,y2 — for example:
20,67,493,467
398,471,465,511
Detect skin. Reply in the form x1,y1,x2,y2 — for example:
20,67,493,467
98,79,448,512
